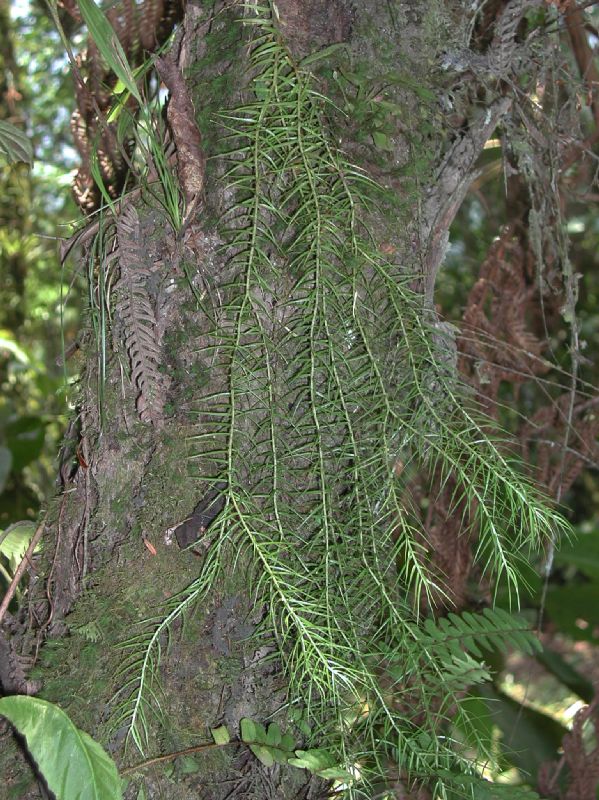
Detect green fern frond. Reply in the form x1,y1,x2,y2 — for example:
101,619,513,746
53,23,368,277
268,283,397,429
419,607,541,658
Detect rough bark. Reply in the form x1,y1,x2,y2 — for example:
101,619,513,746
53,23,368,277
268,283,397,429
0,0,540,797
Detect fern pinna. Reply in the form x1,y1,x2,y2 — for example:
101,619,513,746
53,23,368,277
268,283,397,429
111,4,567,797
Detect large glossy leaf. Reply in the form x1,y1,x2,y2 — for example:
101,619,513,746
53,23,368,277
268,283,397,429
0,121,33,165
0,696,123,800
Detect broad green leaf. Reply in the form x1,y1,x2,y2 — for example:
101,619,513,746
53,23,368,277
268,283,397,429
269,745,292,765
242,720,293,766
0,696,123,800
76,0,142,104
289,748,333,771
240,717,262,744
265,722,281,747
372,130,391,150
318,766,354,782
211,725,230,745
438,771,540,798
0,121,33,165
289,749,353,781
178,755,200,774
0,521,37,572
546,583,599,642
249,743,274,767
471,780,540,799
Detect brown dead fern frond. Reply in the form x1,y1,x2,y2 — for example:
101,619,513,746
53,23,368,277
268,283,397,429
69,0,184,213
520,393,599,496
115,204,166,426
539,694,599,800
457,227,547,416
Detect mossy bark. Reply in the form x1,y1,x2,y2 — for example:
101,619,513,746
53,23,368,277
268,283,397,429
1,1,475,798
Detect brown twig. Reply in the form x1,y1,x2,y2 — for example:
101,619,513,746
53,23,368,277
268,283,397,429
121,740,228,774
0,517,45,627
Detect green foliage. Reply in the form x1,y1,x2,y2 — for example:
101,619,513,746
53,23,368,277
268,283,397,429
240,718,296,767
379,608,541,699
210,725,230,745
74,0,142,103
0,696,123,800
331,65,435,155
239,718,354,782
110,6,569,797
0,3,75,532
110,542,223,754
437,772,540,799
539,527,599,643
417,607,541,659
474,685,567,785
134,107,182,229
0,520,37,588
0,121,33,166
289,748,355,783
0,331,63,529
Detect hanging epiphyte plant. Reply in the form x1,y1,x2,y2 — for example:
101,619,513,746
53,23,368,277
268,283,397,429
111,4,568,796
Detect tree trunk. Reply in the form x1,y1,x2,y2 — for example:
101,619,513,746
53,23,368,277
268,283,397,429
1,1,568,798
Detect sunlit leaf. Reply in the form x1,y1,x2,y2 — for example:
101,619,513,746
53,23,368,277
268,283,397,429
240,717,262,744
249,743,274,767
0,521,37,572
210,725,230,745
0,334,30,364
